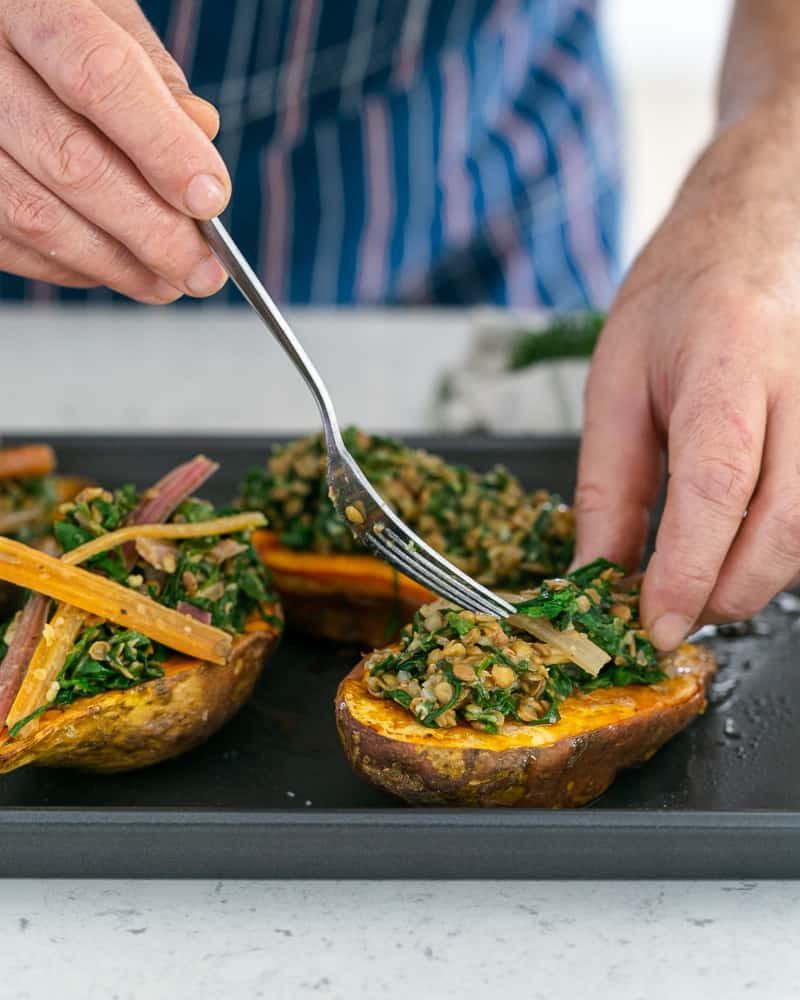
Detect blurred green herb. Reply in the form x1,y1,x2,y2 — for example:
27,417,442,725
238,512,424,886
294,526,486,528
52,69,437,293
508,311,605,371
238,426,574,584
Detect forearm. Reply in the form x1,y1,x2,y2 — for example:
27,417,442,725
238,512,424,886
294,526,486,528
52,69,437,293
720,0,800,126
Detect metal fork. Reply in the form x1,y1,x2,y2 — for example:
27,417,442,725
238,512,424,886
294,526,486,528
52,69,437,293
199,217,516,618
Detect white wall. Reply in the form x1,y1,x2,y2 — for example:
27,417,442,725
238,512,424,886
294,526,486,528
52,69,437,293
601,0,733,262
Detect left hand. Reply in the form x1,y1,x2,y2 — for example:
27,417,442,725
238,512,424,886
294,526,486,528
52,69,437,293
573,94,800,651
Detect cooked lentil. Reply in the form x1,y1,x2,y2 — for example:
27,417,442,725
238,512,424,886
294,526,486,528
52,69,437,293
0,476,58,543
239,428,575,585
364,559,665,733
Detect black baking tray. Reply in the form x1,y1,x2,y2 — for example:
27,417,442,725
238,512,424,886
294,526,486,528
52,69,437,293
0,433,798,879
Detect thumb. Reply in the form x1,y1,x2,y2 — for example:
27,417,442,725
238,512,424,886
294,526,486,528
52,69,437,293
572,329,662,572
98,0,220,140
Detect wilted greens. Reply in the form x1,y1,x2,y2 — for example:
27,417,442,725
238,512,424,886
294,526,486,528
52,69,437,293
239,427,574,585
4,486,279,735
364,558,664,733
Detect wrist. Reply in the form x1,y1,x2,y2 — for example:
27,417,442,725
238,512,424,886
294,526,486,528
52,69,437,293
671,90,800,218
717,78,800,136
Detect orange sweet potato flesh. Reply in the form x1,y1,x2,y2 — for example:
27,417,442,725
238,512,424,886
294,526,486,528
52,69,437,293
0,445,56,481
254,529,432,646
0,604,282,774
335,643,717,807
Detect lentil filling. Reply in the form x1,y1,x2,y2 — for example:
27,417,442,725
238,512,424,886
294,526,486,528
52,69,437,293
2,485,279,735
0,476,58,543
363,559,665,732
239,428,575,586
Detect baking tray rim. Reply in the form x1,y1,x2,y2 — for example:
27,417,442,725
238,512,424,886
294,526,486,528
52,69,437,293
3,808,798,879
2,807,800,829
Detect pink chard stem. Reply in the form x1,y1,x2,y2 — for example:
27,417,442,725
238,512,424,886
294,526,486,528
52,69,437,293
122,455,219,568
176,601,213,626
0,595,51,726
0,456,221,727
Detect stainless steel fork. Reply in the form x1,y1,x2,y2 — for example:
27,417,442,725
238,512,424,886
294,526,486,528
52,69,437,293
199,217,516,618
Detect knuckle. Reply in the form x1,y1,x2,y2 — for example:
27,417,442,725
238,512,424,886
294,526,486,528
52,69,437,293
671,557,713,594
652,544,714,602
50,127,112,194
708,593,761,624
6,190,66,243
63,36,137,112
762,500,800,563
50,268,94,288
135,213,195,274
676,455,755,513
574,480,614,518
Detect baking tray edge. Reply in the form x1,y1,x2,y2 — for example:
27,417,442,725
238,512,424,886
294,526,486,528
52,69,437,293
2,809,798,879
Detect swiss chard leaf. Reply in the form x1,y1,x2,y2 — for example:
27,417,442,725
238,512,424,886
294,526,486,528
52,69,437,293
514,586,576,628
384,688,413,709
567,558,625,589
445,611,474,637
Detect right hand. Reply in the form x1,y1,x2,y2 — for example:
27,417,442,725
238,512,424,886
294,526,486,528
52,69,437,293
0,0,231,302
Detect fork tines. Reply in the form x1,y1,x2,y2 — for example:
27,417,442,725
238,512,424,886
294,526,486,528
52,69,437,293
365,522,513,618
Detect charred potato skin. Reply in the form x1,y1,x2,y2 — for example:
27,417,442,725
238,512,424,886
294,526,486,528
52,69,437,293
0,605,282,774
335,644,717,807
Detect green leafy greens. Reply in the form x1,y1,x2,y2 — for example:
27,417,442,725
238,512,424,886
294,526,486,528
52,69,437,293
4,485,279,736
364,559,665,733
238,427,574,585
0,475,59,543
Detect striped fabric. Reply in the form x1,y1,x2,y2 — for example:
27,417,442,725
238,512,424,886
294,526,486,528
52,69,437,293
1,0,622,308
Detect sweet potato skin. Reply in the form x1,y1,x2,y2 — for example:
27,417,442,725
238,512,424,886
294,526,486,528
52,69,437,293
0,606,282,774
335,643,717,807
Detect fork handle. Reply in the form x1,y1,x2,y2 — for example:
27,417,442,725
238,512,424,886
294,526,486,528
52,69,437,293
198,217,344,447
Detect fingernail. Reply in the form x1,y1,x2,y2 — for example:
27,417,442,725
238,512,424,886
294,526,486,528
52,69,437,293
177,95,221,140
185,173,228,217
185,255,227,296
153,279,183,302
649,613,694,651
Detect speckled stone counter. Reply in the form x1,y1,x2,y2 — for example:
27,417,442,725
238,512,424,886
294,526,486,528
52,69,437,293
0,880,796,999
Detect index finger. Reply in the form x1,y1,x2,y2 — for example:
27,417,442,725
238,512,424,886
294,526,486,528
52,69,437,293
98,0,220,139
640,375,765,650
3,0,230,219
573,320,663,572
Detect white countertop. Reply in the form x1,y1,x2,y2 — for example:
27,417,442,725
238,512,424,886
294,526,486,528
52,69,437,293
0,304,794,997
0,305,472,435
1,879,797,999
0,304,590,435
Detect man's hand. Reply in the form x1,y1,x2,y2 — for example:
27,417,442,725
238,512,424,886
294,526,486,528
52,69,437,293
574,92,800,651
0,0,230,302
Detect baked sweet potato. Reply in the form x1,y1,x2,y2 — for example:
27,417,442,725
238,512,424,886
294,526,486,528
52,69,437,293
254,530,430,646
0,456,284,774
336,643,717,807
0,605,281,773
243,428,574,646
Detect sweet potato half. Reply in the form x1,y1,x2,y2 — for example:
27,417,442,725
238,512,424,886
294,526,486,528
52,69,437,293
0,603,281,774
254,530,431,646
336,643,717,807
